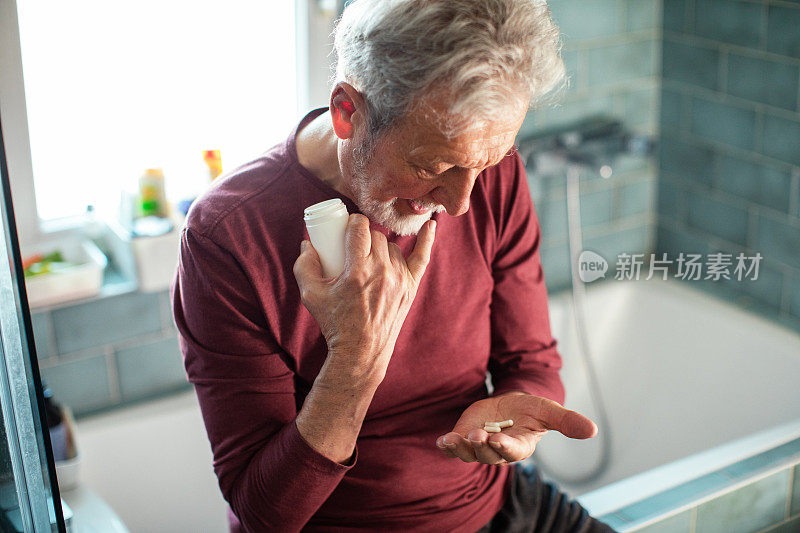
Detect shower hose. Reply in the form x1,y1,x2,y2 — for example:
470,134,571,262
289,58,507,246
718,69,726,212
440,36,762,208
530,163,613,485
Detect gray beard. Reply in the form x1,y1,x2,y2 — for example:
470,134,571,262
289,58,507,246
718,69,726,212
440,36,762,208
350,140,445,236
353,189,444,236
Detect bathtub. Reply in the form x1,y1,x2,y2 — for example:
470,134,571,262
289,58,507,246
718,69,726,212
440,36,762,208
74,391,230,532
72,277,800,532
533,277,800,529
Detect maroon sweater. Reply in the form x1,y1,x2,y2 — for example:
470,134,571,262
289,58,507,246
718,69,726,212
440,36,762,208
171,108,565,532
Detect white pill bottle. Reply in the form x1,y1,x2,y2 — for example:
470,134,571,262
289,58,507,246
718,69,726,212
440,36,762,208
304,199,350,278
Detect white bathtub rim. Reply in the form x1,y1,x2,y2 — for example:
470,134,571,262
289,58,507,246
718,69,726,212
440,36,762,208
609,455,800,532
577,415,800,517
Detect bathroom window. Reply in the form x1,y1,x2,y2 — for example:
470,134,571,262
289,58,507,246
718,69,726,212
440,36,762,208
15,0,299,223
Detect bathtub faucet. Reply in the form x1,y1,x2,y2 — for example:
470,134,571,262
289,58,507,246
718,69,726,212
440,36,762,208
517,117,656,184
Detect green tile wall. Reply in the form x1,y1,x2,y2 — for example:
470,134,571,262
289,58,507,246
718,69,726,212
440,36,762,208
766,515,800,533
695,469,791,533
767,5,800,58
116,336,186,402
762,114,800,167
689,96,756,150
726,53,799,111
716,155,793,213
50,291,162,354
587,40,658,86
627,0,659,32
34,289,189,417
685,194,749,246
692,0,764,48
659,0,800,333
39,349,113,414
633,509,692,532
596,439,800,532
662,0,686,33
524,0,661,293
662,38,720,90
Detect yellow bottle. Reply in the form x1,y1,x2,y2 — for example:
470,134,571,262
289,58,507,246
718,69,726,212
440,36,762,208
203,150,223,181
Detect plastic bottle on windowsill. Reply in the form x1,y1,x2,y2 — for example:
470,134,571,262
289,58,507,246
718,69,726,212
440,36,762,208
175,150,224,217
203,149,223,182
137,168,169,219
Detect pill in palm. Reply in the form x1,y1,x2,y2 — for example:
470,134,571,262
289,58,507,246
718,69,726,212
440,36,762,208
484,426,501,433
484,419,513,430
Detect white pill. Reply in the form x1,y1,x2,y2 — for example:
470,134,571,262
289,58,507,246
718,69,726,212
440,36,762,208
484,426,501,433
484,421,501,427
498,420,514,428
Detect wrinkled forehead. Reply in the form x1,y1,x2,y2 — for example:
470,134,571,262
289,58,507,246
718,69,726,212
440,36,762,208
397,106,526,169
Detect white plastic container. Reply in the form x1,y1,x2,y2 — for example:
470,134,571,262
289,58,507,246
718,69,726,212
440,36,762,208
105,214,183,293
24,240,107,309
129,227,181,293
304,199,349,278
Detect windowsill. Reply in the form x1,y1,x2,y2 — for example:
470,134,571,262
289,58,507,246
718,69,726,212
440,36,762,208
39,214,89,235
27,213,183,313
27,208,184,313
27,261,139,313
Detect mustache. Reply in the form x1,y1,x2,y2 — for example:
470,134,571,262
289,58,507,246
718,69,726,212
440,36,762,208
406,198,445,211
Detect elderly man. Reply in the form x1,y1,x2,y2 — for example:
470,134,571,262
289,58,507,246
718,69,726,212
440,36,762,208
172,1,616,531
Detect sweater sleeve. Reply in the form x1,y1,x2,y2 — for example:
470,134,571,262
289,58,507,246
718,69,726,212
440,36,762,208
487,151,566,405
171,226,355,532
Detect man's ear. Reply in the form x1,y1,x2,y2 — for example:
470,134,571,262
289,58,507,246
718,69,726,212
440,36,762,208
330,82,365,140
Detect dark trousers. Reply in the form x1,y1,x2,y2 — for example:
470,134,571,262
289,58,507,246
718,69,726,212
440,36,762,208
475,464,618,533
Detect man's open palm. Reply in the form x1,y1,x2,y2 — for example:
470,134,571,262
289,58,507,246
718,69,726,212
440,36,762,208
435,394,598,465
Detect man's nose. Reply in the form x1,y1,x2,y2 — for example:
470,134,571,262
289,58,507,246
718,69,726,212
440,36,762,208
434,168,480,217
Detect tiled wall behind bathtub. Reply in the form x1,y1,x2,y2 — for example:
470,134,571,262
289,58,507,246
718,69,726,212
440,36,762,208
32,289,189,417
657,0,800,331
520,0,662,292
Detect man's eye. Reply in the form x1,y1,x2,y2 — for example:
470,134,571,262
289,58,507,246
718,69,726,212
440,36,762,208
414,165,452,179
414,166,436,179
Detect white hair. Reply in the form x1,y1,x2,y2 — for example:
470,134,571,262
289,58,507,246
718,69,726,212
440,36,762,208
333,0,565,139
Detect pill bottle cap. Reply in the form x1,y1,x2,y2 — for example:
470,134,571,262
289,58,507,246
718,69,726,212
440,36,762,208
304,198,348,228
143,168,165,179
